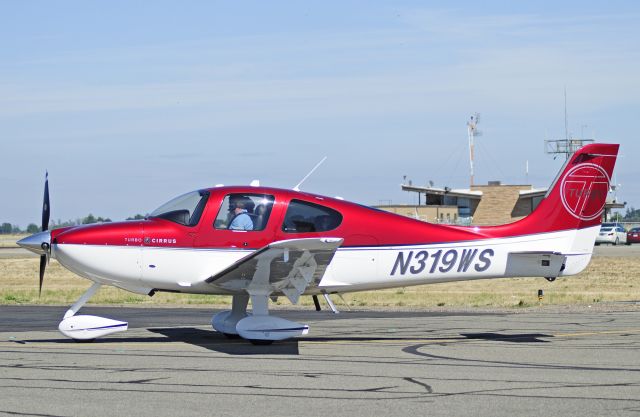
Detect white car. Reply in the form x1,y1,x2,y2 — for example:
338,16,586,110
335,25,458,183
595,224,627,245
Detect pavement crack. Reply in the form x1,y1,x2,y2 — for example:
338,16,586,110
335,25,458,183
403,377,433,394
125,377,169,384
0,410,69,417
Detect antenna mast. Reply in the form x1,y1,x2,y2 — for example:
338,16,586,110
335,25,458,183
564,86,569,142
293,156,327,191
544,89,594,160
467,113,481,186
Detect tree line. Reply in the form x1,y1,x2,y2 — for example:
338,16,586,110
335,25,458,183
618,207,640,222
0,214,146,234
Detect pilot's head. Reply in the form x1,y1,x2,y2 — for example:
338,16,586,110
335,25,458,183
229,198,246,212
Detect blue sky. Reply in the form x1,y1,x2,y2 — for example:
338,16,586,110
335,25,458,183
2,1,639,227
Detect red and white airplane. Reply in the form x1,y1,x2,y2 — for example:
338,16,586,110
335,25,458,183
18,143,618,344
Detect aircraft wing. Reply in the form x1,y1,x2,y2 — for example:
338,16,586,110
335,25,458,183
205,238,343,304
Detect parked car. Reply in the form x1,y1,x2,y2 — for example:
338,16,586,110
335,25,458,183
626,227,640,245
595,224,627,245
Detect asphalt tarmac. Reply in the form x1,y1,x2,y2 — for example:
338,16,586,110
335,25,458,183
1,305,639,417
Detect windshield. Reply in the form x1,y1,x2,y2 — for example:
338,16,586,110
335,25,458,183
149,190,209,226
600,227,612,232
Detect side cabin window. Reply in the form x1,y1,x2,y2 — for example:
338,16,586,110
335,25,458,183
282,199,342,233
214,194,275,231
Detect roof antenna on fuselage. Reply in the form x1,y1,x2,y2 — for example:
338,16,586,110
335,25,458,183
293,156,327,192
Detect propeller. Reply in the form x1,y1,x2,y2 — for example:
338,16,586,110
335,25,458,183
39,172,50,296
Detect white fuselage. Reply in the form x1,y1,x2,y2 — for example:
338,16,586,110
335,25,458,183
52,226,600,296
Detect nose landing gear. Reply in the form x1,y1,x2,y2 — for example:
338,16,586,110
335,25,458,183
57,282,128,341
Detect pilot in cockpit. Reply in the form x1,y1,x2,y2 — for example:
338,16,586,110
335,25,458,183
228,197,254,230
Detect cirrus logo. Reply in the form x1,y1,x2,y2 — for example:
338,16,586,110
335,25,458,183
560,163,610,221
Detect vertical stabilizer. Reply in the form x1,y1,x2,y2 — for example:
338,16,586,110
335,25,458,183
506,143,619,235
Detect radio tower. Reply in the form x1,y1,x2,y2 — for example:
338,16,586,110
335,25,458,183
467,113,481,186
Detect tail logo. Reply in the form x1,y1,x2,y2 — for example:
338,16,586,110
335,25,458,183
560,163,610,221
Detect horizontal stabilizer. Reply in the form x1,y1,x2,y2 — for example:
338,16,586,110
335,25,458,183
504,251,567,278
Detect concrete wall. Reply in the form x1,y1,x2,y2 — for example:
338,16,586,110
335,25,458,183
469,185,533,226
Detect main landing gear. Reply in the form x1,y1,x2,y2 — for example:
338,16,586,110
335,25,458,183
57,282,128,341
211,292,308,345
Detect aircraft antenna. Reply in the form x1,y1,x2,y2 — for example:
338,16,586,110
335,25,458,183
293,156,327,191
467,113,481,186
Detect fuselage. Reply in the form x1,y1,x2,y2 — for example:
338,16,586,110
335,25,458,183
48,186,599,296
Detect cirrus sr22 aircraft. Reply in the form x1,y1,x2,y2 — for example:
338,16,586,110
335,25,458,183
18,143,618,344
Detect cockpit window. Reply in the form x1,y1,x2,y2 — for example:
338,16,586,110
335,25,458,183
214,194,275,231
282,199,342,233
149,190,209,226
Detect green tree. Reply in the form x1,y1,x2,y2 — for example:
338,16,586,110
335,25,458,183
611,212,624,222
1,223,12,234
80,214,112,225
624,207,640,221
126,214,146,220
51,219,78,229
26,223,40,233
82,214,97,224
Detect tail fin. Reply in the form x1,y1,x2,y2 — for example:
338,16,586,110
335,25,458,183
486,143,619,277
513,143,619,234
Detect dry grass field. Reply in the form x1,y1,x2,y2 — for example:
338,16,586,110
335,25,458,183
0,234,25,248
2,233,638,308
1,252,638,309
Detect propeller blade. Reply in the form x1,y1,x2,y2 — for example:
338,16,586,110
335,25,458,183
39,172,50,296
39,254,47,296
42,171,50,232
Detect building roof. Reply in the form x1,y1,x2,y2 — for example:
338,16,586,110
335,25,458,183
402,183,550,199
400,184,483,199
519,188,547,197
